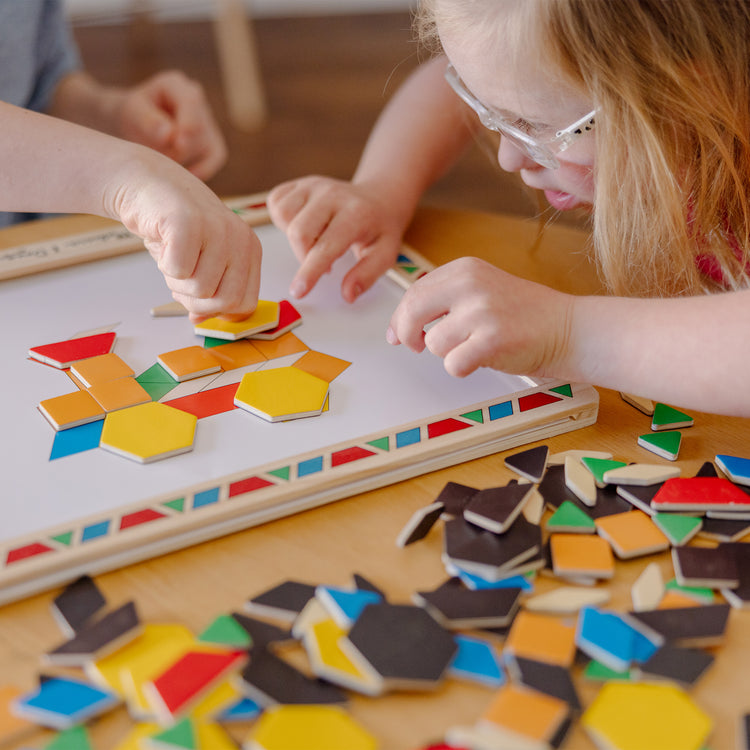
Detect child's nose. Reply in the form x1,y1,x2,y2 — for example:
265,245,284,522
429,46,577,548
496,136,541,173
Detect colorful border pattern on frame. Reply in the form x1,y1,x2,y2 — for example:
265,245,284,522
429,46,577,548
2,384,575,570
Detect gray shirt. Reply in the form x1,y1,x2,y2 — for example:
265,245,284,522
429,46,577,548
0,0,81,226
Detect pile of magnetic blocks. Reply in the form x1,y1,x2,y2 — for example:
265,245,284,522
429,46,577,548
8,399,750,749
31,300,350,463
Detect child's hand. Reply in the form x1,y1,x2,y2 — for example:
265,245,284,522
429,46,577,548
268,176,405,303
386,257,574,378
108,152,261,323
116,70,227,181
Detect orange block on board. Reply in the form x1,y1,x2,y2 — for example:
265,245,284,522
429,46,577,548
208,340,266,370
250,332,308,361
504,611,577,667
38,389,106,430
70,352,134,387
550,532,615,580
88,377,152,413
157,346,222,382
293,350,351,383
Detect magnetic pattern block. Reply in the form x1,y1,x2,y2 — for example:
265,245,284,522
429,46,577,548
193,300,280,341
28,331,117,369
234,367,329,422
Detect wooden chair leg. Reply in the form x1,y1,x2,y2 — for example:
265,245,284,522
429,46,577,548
213,0,267,131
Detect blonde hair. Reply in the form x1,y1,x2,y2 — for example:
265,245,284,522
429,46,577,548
416,0,750,297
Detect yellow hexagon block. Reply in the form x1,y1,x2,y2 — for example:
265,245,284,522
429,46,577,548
193,300,280,341
581,682,712,750
247,705,377,750
234,367,329,422
100,402,197,463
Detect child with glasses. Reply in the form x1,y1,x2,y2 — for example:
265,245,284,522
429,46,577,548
0,0,260,320
269,0,750,416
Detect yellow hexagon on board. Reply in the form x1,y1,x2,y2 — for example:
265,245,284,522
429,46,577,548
247,705,377,750
193,300,280,340
581,682,712,750
234,366,329,422
100,402,197,463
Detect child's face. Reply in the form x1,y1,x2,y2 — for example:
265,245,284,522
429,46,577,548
439,4,596,212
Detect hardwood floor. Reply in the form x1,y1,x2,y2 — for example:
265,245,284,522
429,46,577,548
72,11,582,226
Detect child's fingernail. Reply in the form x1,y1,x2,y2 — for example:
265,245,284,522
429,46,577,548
385,326,398,345
289,280,306,298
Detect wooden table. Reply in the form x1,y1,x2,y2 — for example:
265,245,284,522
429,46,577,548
1,206,749,749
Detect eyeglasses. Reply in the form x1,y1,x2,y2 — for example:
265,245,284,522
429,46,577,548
444,63,596,169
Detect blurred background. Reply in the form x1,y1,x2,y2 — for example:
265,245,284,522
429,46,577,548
63,0,582,227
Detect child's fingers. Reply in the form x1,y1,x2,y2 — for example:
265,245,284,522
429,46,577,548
442,336,486,378
340,239,398,303
166,246,260,319
422,316,471,361
388,281,451,353
267,181,308,229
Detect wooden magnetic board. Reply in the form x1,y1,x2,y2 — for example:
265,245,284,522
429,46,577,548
0,207,598,604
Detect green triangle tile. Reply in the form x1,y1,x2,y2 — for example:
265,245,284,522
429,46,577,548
367,437,390,452
546,500,596,533
652,512,701,545
163,498,186,513
583,659,632,682
198,614,252,648
268,466,290,481
203,336,227,348
136,362,178,384
138,380,177,402
51,531,74,546
651,403,694,430
581,457,627,486
400,265,419,274
550,384,573,398
638,430,682,460
44,726,93,750
150,718,196,749
664,578,715,603
461,409,484,424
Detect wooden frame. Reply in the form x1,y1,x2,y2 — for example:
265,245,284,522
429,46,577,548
0,195,598,604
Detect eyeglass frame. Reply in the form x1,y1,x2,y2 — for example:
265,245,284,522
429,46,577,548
444,63,596,169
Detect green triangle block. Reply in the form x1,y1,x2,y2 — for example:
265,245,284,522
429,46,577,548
138,380,178,402
546,500,595,533
461,409,484,424
268,466,290,481
163,498,186,513
652,512,701,545
367,437,390,452
44,726,93,750
583,659,632,682
652,403,693,430
550,383,573,398
51,531,74,546
198,614,252,648
150,718,196,750
581,457,627,486
638,430,681,460
203,336,227,348
664,578,715,603
137,362,178,384
136,363,178,401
